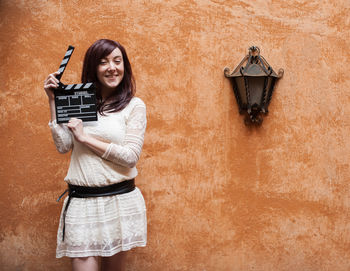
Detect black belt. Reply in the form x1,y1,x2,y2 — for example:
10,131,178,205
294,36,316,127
57,179,135,241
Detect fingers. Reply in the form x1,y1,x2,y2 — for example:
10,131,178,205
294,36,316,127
44,71,60,90
67,118,86,143
69,118,82,123
67,118,82,128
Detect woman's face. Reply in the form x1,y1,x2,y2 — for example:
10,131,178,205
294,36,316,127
97,47,125,95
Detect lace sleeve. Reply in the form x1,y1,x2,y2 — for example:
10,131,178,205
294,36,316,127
48,120,73,153
102,102,147,168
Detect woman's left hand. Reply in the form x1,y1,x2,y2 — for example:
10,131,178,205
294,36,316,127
67,118,86,143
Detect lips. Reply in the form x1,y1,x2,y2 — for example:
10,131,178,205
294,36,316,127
105,75,119,82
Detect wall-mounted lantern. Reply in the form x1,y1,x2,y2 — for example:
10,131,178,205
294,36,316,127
224,46,284,125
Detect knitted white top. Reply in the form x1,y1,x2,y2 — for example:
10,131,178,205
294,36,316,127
49,97,147,187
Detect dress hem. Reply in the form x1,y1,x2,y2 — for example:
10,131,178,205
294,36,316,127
56,242,146,258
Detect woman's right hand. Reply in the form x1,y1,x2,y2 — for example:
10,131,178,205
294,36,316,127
44,71,60,100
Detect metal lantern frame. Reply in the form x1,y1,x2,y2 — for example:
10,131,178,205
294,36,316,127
224,46,284,125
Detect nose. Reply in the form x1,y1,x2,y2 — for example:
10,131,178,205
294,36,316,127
107,61,117,71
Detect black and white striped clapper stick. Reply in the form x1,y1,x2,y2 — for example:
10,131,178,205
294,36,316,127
56,45,74,82
54,45,97,124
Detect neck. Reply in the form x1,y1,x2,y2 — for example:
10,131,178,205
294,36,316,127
100,86,115,102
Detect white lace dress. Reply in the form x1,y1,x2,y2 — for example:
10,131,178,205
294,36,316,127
49,97,147,258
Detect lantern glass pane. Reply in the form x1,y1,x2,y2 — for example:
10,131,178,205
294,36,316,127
247,76,265,106
234,77,247,107
265,77,276,108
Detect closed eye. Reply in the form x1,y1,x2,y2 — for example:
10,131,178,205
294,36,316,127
114,56,122,63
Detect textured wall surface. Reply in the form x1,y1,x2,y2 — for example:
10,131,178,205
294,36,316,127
0,0,349,270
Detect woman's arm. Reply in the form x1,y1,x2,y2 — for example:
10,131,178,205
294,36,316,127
49,120,73,153
45,71,73,153
69,101,147,167
67,118,109,156
44,71,60,121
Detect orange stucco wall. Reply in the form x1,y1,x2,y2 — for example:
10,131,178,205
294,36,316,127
0,0,349,270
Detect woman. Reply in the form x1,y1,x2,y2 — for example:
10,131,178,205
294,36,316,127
44,39,147,271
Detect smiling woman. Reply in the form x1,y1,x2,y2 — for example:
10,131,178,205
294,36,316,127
43,39,147,271
82,39,136,115
97,48,125,95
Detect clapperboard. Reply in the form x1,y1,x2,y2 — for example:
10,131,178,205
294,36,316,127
54,45,98,123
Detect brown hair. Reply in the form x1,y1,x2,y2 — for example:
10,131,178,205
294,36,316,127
82,39,135,114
